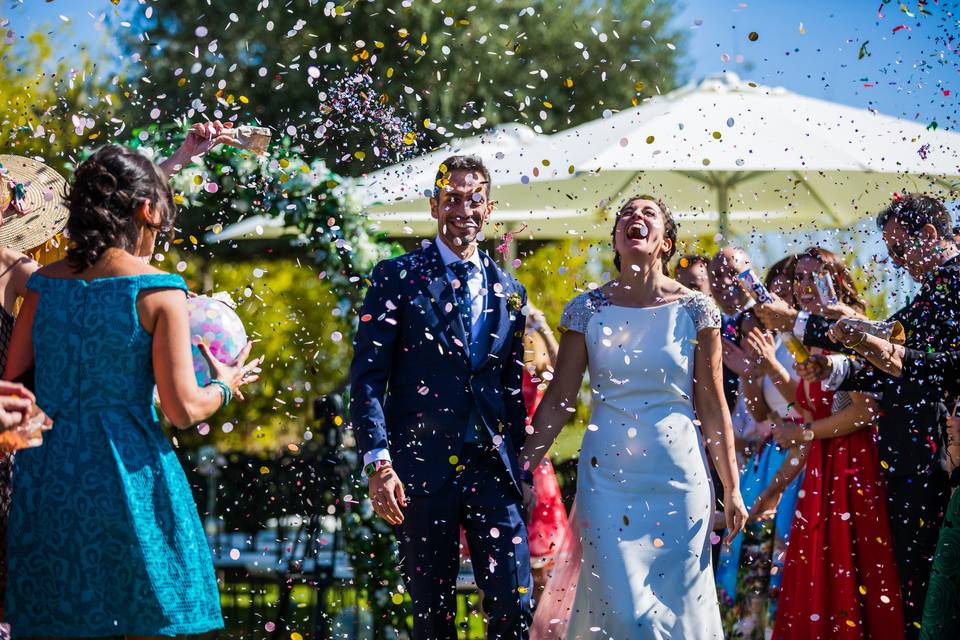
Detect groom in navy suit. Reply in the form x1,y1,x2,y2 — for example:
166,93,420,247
350,155,533,639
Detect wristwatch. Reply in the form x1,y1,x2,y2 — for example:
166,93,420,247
801,423,815,442
363,459,392,478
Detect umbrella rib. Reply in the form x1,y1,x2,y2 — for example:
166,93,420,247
791,170,843,225
601,170,643,215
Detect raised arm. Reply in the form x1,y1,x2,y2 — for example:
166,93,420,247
773,391,877,447
693,326,748,543
521,329,587,472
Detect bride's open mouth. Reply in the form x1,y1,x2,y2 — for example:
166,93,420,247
626,222,649,240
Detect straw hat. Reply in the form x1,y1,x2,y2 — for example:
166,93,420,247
0,155,69,253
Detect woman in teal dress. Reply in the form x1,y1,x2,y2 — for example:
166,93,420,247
3,143,261,637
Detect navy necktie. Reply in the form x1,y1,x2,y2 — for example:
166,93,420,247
448,260,477,335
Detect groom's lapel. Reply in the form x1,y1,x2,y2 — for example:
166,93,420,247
479,252,512,367
420,241,471,361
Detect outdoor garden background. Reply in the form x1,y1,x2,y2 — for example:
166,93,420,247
1,0,951,637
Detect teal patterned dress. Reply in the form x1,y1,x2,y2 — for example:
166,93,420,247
6,273,222,637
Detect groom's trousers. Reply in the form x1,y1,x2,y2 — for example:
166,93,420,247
395,444,533,640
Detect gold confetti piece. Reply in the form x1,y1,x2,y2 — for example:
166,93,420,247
748,31,759,41
398,28,408,39
564,78,574,88
420,33,427,45
391,593,403,605
239,95,249,104
259,466,270,474
448,455,459,465
859,585,867,595
189,235,198,245
518,586,529,594
646,135,655,144
291,633,303,640
173,194,185,205
653,538,664,548
845,620,856,627
712,131,721,139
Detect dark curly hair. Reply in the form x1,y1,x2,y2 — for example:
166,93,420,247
611,195,678,275
66,144,176,271
876,193,952,237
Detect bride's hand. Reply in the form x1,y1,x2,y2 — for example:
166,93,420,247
723,488,749,544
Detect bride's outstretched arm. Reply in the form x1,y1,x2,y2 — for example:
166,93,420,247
520,330,588,472
693,327,748,543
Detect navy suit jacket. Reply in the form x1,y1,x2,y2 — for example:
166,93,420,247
349,240,529,495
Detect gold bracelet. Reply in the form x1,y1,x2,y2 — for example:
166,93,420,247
843,332,867,350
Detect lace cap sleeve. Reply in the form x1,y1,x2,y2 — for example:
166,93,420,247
560,292,599,334
680,292,721,332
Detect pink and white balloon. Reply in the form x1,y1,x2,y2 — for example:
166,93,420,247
187,295,248,386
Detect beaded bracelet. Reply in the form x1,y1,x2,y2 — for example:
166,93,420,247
209,379,232,408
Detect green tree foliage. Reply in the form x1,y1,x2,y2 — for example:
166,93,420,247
117,0,684,175
165,254,353,453
0,23,116,171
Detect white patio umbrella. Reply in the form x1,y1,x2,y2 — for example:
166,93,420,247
208,123,543,243
360,72,960,241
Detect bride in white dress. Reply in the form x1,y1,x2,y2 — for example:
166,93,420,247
522,196,747,639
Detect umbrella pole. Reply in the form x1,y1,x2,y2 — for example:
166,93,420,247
717,180,729,244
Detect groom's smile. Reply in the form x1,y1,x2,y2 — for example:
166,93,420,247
430,168,493,258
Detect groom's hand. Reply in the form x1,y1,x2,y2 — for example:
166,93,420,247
369,465,407,525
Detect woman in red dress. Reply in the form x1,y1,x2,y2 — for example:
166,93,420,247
765,248,905,639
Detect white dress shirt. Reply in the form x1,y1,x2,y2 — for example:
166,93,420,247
434,234,487,341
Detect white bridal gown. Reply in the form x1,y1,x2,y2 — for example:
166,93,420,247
559,288,724,640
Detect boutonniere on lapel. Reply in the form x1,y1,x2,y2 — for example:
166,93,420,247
507,292,523,311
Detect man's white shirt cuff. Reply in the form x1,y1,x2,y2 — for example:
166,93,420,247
363,448,392,467
793,310,810,341
823,354,850,391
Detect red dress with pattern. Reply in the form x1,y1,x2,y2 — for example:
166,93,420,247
772,378,905,639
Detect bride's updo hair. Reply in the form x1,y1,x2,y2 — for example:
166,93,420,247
611,195,678,275
66,144,176,271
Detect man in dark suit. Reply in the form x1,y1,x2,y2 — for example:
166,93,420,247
350,155,532,639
